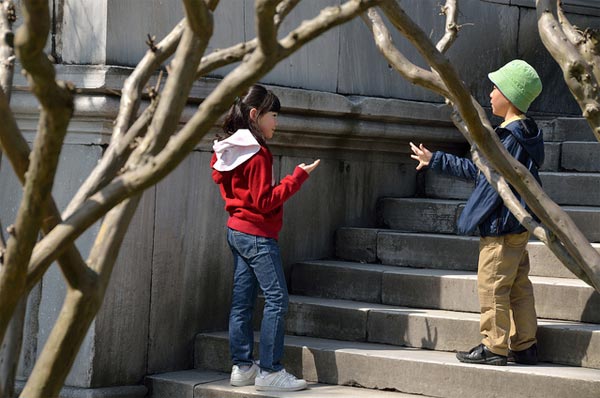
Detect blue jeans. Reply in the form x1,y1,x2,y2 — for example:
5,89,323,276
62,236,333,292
227,228,288,372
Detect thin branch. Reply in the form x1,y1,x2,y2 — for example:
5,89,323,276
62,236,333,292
182,0,214,38
556,1,583,45
537,0,600,141
64,21,184,217
0,0,16,100
112,19,184,143
62,98,158,219
274,0,300,27
0,85,94,294
362,8,450,98
255,0,281,56
436,0,458,54
0,0,74,349
196,39,257,78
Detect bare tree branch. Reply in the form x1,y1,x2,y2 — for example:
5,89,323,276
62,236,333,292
537,0,600,141
182,0,215,38
381,0,600,291
0,0,74,352
196,39,257,78
255,0,281,56
364,5,593,286
436,0,458,53
194,0,303,80
0,0,16,100
23,13,215,393
26,0,385,286
275,0,300,27
362,8,450,97
112,20,184,144
64,22,184,217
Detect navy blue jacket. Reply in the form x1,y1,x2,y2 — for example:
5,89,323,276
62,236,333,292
429,118,544,236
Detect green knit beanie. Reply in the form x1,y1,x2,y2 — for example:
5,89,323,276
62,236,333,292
488,60,542,113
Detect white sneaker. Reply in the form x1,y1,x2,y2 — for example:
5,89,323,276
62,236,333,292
255,369,308,392
230,362,259,386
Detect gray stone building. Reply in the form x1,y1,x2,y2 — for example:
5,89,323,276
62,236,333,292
2,0,599,396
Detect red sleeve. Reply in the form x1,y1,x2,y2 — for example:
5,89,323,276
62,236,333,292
244,151,309,213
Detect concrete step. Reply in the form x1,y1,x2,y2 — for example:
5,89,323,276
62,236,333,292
263,295,600,369
289,260,600,324
563,141,600,172
377,198,600,242
424,171,600,206
195,332,600,398
146,369,429,398
335,228,599,279
540,117,597,142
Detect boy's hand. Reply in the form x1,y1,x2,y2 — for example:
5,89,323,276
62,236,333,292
409,142,432,170
298,159,320,174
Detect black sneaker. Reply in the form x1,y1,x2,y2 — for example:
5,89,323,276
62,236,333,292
508,343,538,365
456,344,507,366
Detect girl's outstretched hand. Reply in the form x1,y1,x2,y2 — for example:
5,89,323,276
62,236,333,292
298,159,321,174
409,142,432,170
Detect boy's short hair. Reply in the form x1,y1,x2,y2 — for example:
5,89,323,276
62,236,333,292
488,60,542,113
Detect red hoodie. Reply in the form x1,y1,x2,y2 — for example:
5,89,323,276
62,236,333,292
211,145,309,240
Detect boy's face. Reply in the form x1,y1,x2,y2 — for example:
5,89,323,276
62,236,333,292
489,86,511,118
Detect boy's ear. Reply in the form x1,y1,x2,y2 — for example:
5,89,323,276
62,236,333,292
249,107,258,121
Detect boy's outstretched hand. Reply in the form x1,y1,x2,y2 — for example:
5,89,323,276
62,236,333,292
409,142,432,170
299,159,321,174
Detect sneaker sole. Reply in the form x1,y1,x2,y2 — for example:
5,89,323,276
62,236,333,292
255,384,307,392
231,379,256,387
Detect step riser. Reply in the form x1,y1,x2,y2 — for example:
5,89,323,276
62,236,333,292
336,229,580,278
196,334,600,398
378,199,600,242
291,262,600,323
254,298,600,369
563,142,600,172
424,172,600,206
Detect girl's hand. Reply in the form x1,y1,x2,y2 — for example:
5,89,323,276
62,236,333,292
298,159,321,174
409,142,432,170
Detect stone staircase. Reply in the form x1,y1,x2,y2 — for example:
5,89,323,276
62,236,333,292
147,117,600,397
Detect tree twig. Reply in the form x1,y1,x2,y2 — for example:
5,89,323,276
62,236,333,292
436,0,458,54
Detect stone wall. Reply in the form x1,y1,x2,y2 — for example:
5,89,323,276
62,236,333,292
57,0,600,115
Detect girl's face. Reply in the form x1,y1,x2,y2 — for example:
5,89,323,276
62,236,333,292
489,86,511,118
257,111,278,140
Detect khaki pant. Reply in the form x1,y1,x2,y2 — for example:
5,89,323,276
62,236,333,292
477,231,537,356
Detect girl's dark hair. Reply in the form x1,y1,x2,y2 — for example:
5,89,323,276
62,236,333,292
221,84,281,145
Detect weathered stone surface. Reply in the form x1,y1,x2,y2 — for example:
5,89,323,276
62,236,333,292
195,332,600,398
377,232,478,271
292,261,600,323
562,142,600,172
335,227,379,263
425,171,600,206
290,261,384,303
145,369,228,398
379,198,600,242
377,198,459,233
148,369,426,398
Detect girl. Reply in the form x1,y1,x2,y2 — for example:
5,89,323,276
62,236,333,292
211,84,319,392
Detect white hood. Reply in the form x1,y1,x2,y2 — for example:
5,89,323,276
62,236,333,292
212,129,261,171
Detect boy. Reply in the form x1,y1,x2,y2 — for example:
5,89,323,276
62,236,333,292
409,60,544,366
